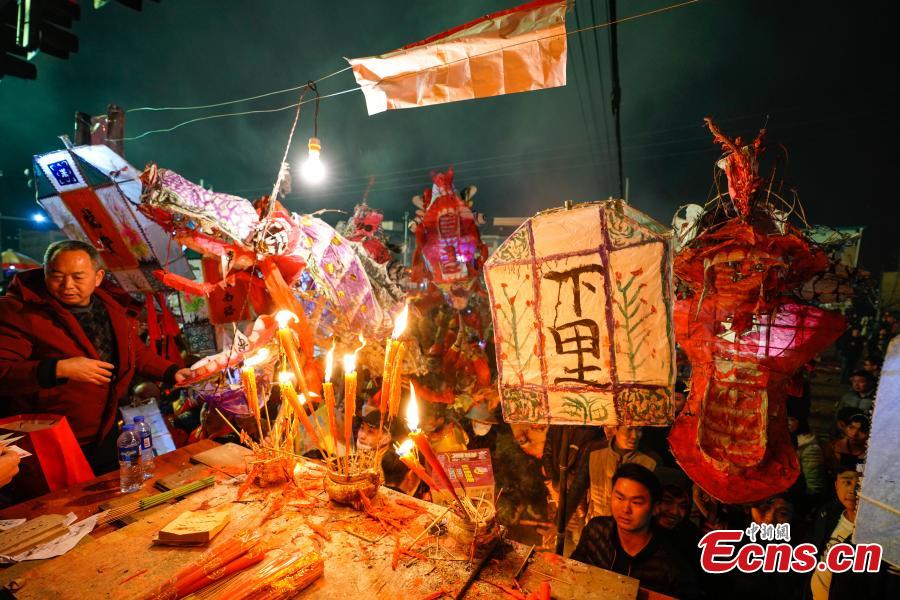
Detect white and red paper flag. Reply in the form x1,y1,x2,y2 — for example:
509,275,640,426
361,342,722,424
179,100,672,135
347,0,569,115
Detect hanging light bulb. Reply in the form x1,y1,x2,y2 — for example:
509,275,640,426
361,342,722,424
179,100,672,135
301,137,325,183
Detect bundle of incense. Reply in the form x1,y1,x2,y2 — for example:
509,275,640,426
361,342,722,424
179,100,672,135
240,367,262,439
387,343,406,420
214,550,324,600
177,545,267,597
95,477,215,527
139,530,262,600
278,375,327,457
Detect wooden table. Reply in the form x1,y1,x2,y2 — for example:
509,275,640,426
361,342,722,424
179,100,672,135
0,440,222,539
0,442,639,599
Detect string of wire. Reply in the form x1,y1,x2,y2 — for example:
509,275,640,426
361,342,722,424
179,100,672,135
114,0,702,142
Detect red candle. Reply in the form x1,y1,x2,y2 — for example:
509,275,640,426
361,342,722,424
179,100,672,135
276,310,311,399
343,353,358,464
405,384,463,506
279,373,324,455
396,440,440,490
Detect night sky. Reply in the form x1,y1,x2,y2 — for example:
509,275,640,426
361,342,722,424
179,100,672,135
1,0,896,271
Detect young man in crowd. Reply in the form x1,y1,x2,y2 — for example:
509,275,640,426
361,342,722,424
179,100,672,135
838,370,876,415
653,467,701,564
806,468,896,599
571,463,700,599
828,414,869,471
585,425,658,520
861,355,882,379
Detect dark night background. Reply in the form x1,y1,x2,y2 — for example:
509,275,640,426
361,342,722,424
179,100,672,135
1,0,896,273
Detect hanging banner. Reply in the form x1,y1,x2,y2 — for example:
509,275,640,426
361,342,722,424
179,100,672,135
347,0,568,115
484,200,675,426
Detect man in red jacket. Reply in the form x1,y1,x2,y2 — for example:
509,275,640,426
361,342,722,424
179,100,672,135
0,240,190,474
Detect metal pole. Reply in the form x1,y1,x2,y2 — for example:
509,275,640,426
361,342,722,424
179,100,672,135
555,426,570,555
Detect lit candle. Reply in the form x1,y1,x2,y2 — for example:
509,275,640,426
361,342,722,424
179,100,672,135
275,310,311,399
380,304,408,414
241,348,270,439
278,372,324,455
323,344,340,463
343,352,357,463
406,384,463,506
395,439,440,491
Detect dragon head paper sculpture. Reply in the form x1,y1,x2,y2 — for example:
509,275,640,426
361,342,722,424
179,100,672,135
668,119,847,503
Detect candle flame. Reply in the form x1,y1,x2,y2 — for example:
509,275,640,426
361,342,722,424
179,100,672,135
405,383,419,432
343,353,356,374
396,439,415,456
278,371,294,385
275,309,299,329
392,304,409,339
243,347,270,367
324,343,335,382
293,462,302,478
298,393,308,406
354,333,366,357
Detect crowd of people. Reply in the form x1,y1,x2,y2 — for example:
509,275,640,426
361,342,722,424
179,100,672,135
0,240,897,599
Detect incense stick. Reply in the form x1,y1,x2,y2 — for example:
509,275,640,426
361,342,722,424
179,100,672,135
407,505,453,548
94,477,216,527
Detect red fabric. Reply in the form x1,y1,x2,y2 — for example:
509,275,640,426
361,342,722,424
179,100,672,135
670,297,845,503
158,293,183,365
0,269,178,445
145,294,161,350
201,257,251,325
0,414,94,491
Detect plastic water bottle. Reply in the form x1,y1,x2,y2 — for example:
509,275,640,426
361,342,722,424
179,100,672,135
133,415,155,480
117,424,142,493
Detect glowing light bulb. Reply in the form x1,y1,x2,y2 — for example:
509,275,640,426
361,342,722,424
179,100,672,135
301,137,325,183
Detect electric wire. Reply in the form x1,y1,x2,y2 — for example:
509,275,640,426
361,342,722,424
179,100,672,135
116,0,703,142
571,0,607,189
588,0,615,185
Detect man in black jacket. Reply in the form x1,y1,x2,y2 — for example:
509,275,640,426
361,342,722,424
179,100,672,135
571,463,701,599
